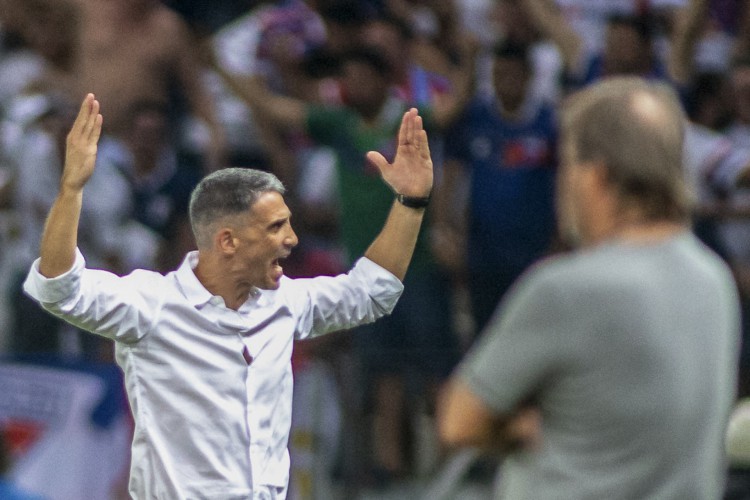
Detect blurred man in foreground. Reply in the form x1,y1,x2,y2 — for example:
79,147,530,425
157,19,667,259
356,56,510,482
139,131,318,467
438,77,741,499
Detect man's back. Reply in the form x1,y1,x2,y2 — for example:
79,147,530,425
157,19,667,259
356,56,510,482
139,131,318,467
464,233,739,499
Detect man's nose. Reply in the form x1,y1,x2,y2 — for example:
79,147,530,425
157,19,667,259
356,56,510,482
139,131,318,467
285,226,299,248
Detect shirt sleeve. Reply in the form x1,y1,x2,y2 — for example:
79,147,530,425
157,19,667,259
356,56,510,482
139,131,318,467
23,249,162,344
456,265,569,414
286,257,404,340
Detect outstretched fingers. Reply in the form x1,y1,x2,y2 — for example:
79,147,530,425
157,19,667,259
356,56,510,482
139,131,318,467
417,122,431,160
405,108,415,146
400,108,420,146
89,106,103,145
398,109,409,146
84,98,102,142
398,111,406,143
70,94,103,147
72,94,95,136
403,111,430,160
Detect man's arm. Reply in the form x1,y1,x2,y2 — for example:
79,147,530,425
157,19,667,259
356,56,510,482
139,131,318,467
431,36,480,130
39,94,102,278
437,379,541,453
208,55,307,131
518,0,584,75
173,24,227,172
667,0,709,85
363,108,432,281
430,159,468,276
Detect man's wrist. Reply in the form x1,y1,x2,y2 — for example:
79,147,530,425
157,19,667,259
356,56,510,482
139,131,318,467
395,193,431,209
58,184,85,199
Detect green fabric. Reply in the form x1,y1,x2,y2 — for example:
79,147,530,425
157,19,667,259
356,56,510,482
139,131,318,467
305,102,433,272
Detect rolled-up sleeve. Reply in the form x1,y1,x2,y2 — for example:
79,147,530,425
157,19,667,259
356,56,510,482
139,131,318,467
290,257,404,339
23,248,160,344
23,248,86,305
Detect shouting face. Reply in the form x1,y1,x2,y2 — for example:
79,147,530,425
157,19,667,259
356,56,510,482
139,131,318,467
231,191,299,290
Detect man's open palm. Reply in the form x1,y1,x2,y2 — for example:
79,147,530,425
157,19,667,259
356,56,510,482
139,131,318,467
366,108,433,199
63,94,103,192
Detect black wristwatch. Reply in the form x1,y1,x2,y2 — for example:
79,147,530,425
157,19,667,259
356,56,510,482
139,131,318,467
395,193,431,209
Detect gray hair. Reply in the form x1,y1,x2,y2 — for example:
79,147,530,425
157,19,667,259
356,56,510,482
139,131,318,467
189,167,285,249
561,76,690,222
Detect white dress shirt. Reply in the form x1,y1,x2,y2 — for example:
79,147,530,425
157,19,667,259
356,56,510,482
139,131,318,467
23,249,403,499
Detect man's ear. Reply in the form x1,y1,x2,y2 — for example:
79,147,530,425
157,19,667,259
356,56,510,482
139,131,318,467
580,160,610,192
215,228,237,255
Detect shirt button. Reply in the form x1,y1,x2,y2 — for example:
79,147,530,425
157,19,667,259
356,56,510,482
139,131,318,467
210,296,223,306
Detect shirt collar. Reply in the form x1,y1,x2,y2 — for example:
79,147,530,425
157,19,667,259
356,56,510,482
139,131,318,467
175,251,214,307
175,251,263,309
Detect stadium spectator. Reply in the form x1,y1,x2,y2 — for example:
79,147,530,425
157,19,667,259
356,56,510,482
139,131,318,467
519,0,669,92
95,100,202,272
433,40,558,335
47,0,227,171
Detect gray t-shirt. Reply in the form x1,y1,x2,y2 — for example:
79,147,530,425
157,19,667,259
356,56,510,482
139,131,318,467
460,232,740,499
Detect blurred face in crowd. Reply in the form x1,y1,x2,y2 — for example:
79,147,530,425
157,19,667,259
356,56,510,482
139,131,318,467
496,0,537,44
493,56,530,113
362,21,405,76
341,59,390,119
127,107,168,166
604,22,649,75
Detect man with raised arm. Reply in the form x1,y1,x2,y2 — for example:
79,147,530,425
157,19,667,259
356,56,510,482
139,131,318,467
23,93,433,499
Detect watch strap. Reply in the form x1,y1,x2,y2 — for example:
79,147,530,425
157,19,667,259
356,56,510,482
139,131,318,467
395,193,430,209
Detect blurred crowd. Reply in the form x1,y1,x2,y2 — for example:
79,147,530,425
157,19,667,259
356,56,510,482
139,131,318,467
2,0,750,498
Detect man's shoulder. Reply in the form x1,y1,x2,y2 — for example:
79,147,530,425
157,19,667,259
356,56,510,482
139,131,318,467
530,233,735,292
116,267,172,294
521,251,589,284
518,244,646,295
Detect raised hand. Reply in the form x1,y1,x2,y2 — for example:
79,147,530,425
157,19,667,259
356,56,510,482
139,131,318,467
366,108,433,199
62,94,103,192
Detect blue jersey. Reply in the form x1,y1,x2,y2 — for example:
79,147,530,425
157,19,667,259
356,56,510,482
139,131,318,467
445,96,558,274
564,52,669,92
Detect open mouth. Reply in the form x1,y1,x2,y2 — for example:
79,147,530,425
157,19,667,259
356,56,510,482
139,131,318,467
271,254,289,278
273,253,289,267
